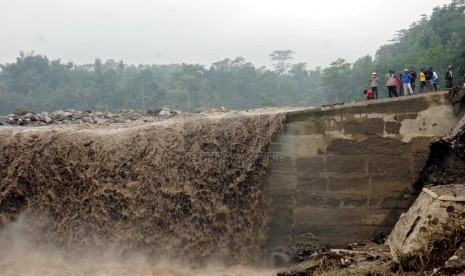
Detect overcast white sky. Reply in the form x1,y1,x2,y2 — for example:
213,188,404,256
0,0,452,69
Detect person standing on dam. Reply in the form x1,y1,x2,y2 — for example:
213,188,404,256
386,70,395,98
432,69,439,92
425,66,434,92
408,67,417,93
368,72,379,99
391,71,399,97
385,70,399,98
419,68,426,93
398,72,404,96
402,69,414,95
445,65,453,88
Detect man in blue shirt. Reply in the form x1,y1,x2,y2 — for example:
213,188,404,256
403,69,414,95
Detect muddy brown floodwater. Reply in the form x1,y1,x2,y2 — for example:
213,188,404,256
0,109,298,275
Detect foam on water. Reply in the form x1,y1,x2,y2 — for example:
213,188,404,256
0,112,285,273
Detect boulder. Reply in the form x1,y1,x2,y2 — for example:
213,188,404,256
42,116,53,124
386,184,465,259
157,108,176,118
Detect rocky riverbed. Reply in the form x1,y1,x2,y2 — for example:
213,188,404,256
0,106,181,126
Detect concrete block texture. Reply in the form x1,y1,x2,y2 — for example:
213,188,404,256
386,184,465,258
265,92,465,249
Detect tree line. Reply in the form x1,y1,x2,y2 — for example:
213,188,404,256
0,0,464,115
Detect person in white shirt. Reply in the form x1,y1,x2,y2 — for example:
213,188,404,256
431,69,438,92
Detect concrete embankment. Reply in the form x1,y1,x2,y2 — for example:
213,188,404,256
265,91,465,250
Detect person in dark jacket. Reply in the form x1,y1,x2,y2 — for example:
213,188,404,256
408,67,417,93
425,67,434,92
398,73,404,95
445,65,453,88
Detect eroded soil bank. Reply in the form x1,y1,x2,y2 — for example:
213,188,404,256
415,88,465,191
0,110,287,271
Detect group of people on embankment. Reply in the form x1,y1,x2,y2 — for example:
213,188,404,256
364,65,464,101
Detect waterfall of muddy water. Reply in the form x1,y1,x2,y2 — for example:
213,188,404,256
0,111,285,275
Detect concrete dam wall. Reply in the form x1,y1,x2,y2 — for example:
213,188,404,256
0,91,462,265
265,91,464,249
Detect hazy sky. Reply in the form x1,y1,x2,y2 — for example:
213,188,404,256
0,0,452,69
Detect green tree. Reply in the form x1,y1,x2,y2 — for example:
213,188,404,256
172,64,207,109
321,58,351,102
269,50,295,75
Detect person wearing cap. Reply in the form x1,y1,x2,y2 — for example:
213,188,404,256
402,69,414,95
445,65,453,88
368,72,379,99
